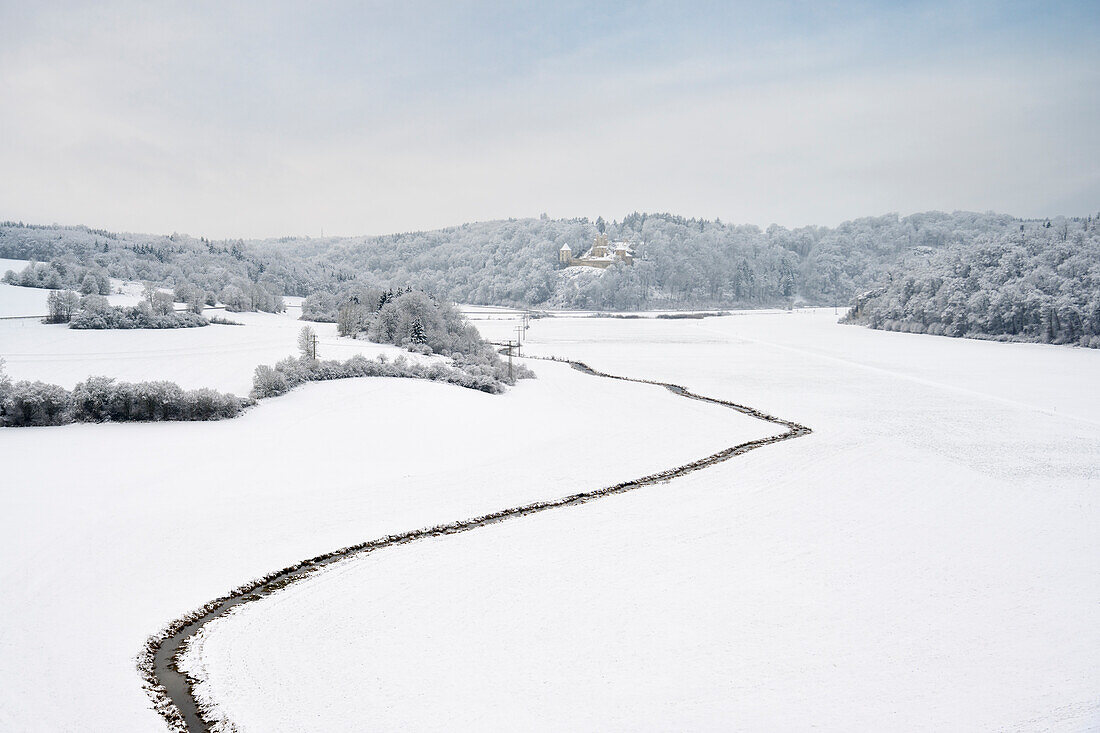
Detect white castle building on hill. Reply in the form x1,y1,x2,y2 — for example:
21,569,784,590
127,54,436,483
559,234,634,269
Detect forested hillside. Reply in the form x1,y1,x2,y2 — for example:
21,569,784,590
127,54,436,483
273,211,1025,310
843,218,1100,347
3,211,1097,351
0,222,332,311
1,210,1030,309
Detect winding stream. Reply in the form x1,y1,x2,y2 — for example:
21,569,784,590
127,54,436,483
141,358,812,731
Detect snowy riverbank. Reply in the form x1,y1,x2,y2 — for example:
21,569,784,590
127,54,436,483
181,309,1100,731
0,299,766,730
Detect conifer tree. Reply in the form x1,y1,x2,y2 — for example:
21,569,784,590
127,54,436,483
410,316,426,344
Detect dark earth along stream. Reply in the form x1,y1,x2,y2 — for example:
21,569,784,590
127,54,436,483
140,357,813,732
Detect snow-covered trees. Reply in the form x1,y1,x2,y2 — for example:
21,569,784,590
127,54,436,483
336,299,367,336
0,359,11,409
183,388,243,421
306,286,532,381
274,211,1031,310
171,283,206,315
358,290,530,382
69,303,208,329
187,289,206,315
218,281,284,314
251,364,291,398
220,284,250,312
298,326,317,359
151,291,175,316
0,223,329,304
4,212,1096,323
843,218,1100,347
68,378,244,422
45,290,80,323
301,291,337,321
0,213,967,311
243,281,281,313
0,373,244,427
409,317,426,344
249,353,506,400
364,291,474,353
2,381,72,426
3,260,110,294
79,272,100,294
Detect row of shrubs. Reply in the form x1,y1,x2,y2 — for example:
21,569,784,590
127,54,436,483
252,353,507,398
0,339,522,428
1,358,503,429
70,300,208,329
655,311,730,319
865,317,1100,348
588,311,730,320
0,364,246,427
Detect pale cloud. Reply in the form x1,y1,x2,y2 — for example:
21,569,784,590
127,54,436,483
0,1,1097,238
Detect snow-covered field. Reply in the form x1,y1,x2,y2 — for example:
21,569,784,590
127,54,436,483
181,309,1100,731
0,308,407,396
0,257,36,277
0,260,417,395
0,283,770,731
0,258,150,318
0,283,406,396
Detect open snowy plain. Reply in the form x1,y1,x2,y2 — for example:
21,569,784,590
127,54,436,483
180,309,1100,731
0,284,772,730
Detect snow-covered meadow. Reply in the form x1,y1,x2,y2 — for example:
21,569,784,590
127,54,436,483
0,257,149,317
181,309,1100,731
0,283,771,730
0,266,399,395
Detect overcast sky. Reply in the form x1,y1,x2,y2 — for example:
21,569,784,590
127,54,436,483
1,1,1097,239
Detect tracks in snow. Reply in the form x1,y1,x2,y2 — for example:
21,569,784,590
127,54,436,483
139,358,813,732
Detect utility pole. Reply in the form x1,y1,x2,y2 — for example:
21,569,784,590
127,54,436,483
507,341,513,381
309,333,318,359
514,326,524,356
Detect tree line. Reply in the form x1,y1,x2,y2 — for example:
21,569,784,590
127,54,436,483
4,211,1098,349
1,211,1029,312
843,217,1100,347
0,359,245,427
302,289,533,384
